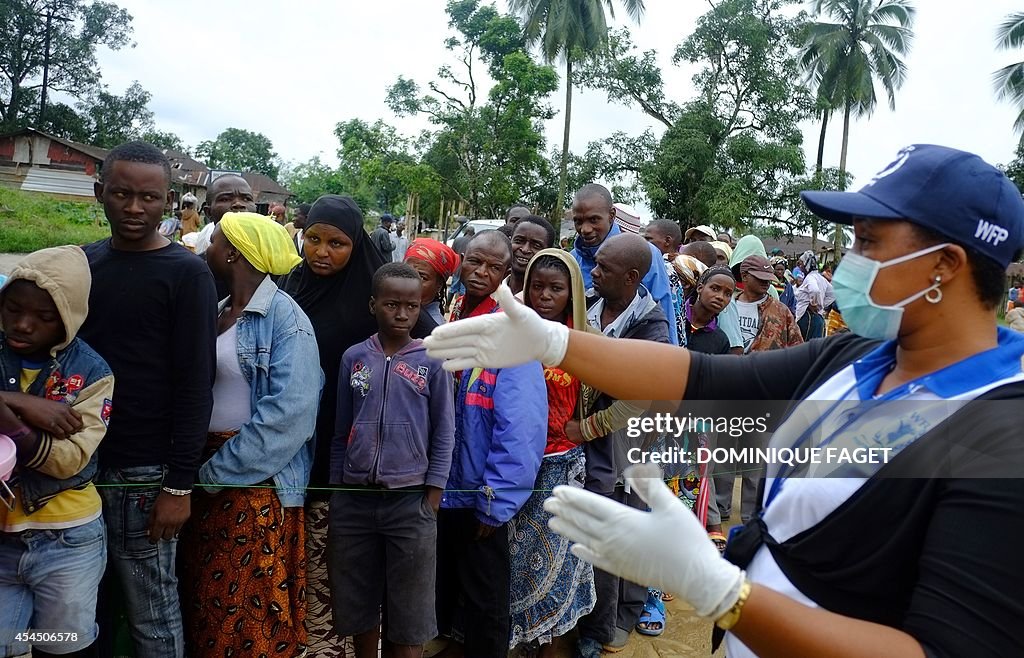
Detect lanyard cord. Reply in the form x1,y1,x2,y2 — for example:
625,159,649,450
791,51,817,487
764,361,917,508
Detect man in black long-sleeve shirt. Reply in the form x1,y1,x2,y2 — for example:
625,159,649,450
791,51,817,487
79,141,217,658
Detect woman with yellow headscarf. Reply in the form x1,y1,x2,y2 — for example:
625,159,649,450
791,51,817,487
180,211,322,657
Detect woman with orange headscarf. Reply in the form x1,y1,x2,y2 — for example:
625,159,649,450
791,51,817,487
404,238,461,338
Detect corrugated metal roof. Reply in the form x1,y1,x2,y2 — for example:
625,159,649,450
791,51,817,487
46,133,108,162
20,168,97,198
760,235,840,256
242,171,292,197
0,127,108,162
165,149,208,172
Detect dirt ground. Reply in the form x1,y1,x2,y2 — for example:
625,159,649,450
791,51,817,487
544,481,741,657
424,601,721,657
425,481,741,658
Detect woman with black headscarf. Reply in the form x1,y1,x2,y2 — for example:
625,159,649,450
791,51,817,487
278,194,386,657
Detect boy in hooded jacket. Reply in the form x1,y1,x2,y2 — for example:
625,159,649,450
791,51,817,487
328,263,455,658
0,246,115,658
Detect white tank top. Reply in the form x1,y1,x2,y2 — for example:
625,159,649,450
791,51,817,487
208,323,253,432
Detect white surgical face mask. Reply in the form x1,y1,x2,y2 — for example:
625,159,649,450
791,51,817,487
832,242,949,340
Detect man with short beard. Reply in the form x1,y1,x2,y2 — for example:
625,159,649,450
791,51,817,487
508,215,556,296
570,184,678,344
193,175,257,256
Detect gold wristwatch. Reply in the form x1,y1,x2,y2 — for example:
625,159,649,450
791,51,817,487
715,579,752,631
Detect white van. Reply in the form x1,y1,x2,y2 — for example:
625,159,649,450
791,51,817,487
446,219,505,248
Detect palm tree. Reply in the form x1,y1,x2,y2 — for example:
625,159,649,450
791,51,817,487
994,11,1024,140
508,0,645,229
800,36,844,177
799,40,843,248
800,0,914,255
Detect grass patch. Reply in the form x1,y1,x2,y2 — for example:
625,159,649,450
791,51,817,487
0,187,110,252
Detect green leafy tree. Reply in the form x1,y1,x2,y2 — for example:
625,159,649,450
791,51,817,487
335,118,406,210
0,0,134,131
801,0,914,258
507,0,645,228
783,165,851,246
196,128,280,179
37,101,90,141
387,0,557,219
281,122,442,217
141,129,185,152
279,156,352,204
23,80,160,150
801,0,914,185
578,1,814,232
575,28,678,129
1003,141,1024,193
80,80,153,148
335,118,422,212
798,23,842,183
549,129,655,213
994,11,1024,140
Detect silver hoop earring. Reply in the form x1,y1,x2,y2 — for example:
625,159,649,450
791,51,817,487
925,287,942,304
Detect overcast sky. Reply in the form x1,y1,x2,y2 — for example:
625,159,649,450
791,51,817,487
86,0,1024,217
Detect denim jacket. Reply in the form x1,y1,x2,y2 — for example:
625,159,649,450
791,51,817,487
198,276,323,507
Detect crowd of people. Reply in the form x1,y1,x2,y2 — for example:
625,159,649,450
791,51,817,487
1,139,1023,658
423,144,1024,658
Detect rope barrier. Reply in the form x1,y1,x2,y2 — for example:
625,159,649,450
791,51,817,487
68,464,771,494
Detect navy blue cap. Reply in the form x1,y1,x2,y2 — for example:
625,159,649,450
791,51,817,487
800,144,1024,268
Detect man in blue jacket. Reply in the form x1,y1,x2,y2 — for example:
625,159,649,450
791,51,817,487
571,183,678,345
435,233,548,658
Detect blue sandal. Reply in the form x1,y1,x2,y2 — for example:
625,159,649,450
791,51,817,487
636,588,666,636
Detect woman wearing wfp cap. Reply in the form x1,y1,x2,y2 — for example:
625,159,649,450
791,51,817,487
180,212,323,656
424,145,1024,657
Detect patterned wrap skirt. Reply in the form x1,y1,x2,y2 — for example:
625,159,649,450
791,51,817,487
656,430,710,519
181,431,308,657
508,447,596,648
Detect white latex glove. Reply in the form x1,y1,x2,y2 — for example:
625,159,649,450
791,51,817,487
424,284,569,371
544,463,745,619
